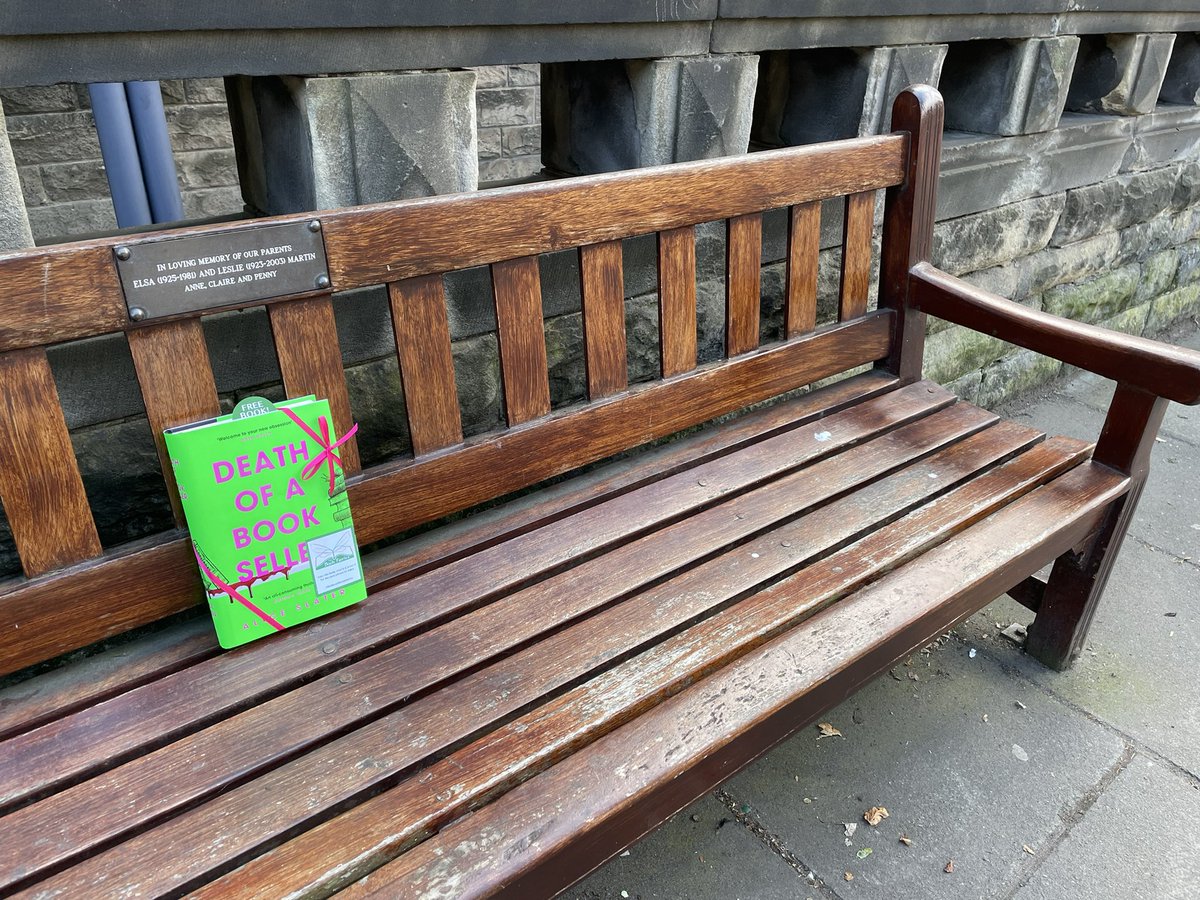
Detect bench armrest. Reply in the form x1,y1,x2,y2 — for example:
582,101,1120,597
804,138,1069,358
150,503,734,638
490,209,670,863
910,262,1200,406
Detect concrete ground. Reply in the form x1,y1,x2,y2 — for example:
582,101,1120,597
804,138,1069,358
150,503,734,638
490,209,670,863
571,322,1200,900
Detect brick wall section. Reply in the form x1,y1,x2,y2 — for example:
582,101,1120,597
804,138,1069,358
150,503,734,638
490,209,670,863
472,64,543,183
1,78,242,243
1,66,544,243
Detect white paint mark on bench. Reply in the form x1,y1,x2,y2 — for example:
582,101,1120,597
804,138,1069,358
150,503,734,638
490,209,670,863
814,431,832,442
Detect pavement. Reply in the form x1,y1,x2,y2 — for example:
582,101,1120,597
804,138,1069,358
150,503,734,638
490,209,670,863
571,321,1200,900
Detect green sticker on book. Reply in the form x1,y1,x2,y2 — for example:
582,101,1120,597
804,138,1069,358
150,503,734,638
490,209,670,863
165,396,364,649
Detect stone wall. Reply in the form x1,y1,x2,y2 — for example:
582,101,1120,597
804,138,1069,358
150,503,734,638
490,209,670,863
0,15,1198,581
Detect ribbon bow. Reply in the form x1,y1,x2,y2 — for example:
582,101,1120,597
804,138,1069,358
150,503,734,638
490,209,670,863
279,407,359,497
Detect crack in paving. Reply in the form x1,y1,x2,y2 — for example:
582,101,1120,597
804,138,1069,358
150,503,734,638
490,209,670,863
712,787,846,900
1131,534,1200,573
995,742,1136,900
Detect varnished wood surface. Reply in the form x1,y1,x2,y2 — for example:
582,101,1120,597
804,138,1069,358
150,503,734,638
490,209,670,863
127,320,222,523
492,256,552,425
911,263,1200,405
0,349,102,578
579,241,628,399
388,276,463,456
839,190,874,321
657,226,697,377
726,213,762,357
269,294,362,473
785,202,820,337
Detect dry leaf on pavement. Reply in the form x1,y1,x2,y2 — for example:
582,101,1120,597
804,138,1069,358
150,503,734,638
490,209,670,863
899,834,913,846
864,806,889,826
817,722,843,739
944,860,955,874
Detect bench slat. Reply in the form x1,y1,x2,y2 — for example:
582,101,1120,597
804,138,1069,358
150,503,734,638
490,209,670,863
840,190,874,321
491,256,551,425
322,136,905,291
656,226,697,378
579,241,628,399
127,320,222,524
0,348,102,578
11,415,1066,898
0,381,950,816
388,275,463,456
786,201,820,337
337,452,1125,900
151,434,1087,900
725,212,762,357
268,295,361,474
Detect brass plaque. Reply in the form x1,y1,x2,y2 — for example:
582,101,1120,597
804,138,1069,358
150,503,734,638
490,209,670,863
114,219,329,320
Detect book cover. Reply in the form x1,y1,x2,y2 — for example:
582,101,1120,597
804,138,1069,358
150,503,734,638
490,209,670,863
164,396,365,648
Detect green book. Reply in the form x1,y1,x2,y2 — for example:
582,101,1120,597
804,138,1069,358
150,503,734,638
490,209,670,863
164,395,365,648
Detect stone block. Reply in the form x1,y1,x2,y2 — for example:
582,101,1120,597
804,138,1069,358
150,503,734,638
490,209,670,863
1135,248,1178,303
1146,282,1200,333
16,165,46,207
1067,33,1175,117
5,110,100,165
1173,159,1200,209
227,70,478,214
175,148,240,189
1123,104,1200,172
625,291,661,385
1095,300,1152,338
544,310,586,409
941,36,1079,136
861,44,947,135
0,106,33,250
508,64,540,87
164,103,234,151
0,84,78,115
1041,265,1140,324
976,348,1063,409
1159,32,1200,105
158,80,187,106
502,124,540,157
477,86,538,127
1051,166,1177,246
542,55,757,175
26,198,115,243
1176,240,1200,285
471,66,510,89
185,77,228,105
932,193,1064,276
180,185,243,220
1115,212,1178,266
924,324,1008,385
478,156,541,183
38,159,110,203
477,126,502,160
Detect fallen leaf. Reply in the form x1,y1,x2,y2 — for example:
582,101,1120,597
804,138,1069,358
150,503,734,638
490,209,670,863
1022,844,1036,855
817,722,843,739
844,872,854,882
857,848,873,860
944,860,955,874
864,806,890,826
899,834,913,846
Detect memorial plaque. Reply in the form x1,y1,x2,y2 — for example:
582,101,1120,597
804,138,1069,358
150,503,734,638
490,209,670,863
114,220,330,320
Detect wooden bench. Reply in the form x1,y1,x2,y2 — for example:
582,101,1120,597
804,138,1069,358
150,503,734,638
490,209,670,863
1,85,1198,898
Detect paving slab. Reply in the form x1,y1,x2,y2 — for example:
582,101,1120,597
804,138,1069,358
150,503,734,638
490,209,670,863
962,534,1200,778
722,638,1126,900
1012,755,1200,900
569,794,815,900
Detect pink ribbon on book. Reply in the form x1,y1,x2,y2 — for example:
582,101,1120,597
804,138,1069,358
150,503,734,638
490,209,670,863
279,407,359,497
193,544,285,632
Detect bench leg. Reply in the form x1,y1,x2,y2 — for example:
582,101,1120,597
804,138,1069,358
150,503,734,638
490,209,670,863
1025,384,1168,671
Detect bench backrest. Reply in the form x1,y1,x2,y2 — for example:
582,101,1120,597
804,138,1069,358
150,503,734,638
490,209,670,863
0,87,942,677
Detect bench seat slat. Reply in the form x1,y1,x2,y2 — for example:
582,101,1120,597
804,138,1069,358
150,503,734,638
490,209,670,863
0,348,102,578
127,320,223,523
0,381,951,814
656,226,697,378
338,456,1127,900
8,415,1077,898
269,295,362,473
80,432,1090,900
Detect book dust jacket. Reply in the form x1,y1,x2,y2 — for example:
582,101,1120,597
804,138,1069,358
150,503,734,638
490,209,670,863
164,396,365,648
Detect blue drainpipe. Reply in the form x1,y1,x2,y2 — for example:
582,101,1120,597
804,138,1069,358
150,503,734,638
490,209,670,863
89,81,184,229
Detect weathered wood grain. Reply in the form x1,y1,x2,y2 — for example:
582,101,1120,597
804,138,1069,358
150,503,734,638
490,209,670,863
127,320,222,524
579,241,628,399
388,276,463,456
785,202,820,337
839,190,874,321
351,459,1126,900
657,226,698,378
726,213,762,357
268,294,361,473
0,349,102,578
492,256,551,425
